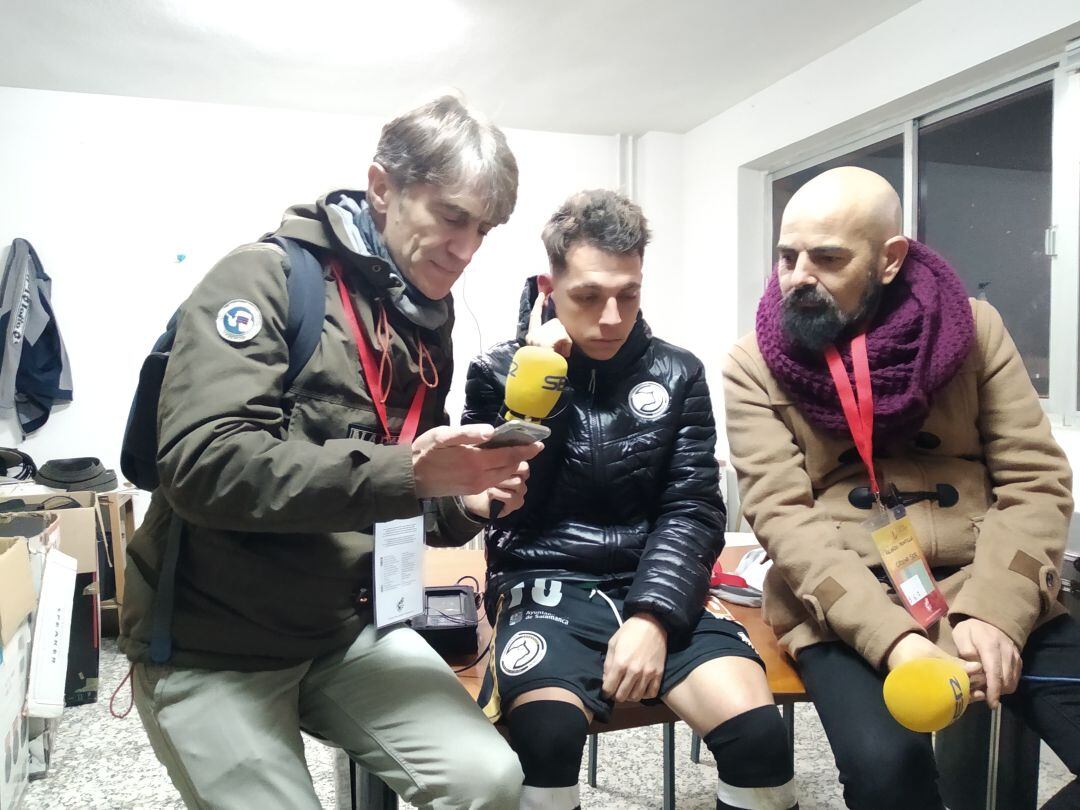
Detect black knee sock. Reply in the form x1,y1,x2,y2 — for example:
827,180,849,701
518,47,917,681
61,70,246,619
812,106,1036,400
507,700,588,810
704,705,798,810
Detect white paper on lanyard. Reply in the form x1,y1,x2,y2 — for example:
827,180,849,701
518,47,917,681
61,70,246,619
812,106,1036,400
373,516,424,628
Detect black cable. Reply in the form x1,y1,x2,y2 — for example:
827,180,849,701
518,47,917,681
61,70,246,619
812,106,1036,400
454,638,492,674
455,575,486,621
428,606,475,626
456,575,481,591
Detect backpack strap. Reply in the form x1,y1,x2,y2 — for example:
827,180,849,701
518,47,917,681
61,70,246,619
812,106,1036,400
149,512,185,664
268,236,326,387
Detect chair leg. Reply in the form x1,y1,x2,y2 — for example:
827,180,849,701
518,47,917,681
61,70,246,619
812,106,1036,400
780,701,795,772
349,758,398,810
587,732,598,788
663,722,676,810
333,749,352,810
936,702,1039,810
690,731,702,764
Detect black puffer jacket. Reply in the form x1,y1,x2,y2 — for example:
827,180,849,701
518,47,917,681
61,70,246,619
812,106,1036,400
462,278,726,638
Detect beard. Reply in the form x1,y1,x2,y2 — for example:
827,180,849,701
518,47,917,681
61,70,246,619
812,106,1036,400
781,275,884,353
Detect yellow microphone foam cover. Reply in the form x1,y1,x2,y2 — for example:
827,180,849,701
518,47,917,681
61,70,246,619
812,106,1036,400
883,657,970,733
504,346,568,421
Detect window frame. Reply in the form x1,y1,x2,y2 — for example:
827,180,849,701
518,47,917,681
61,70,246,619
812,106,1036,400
1053,64,1080,424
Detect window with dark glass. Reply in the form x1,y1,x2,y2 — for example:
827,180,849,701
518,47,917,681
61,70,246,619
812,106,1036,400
918,83,1054,396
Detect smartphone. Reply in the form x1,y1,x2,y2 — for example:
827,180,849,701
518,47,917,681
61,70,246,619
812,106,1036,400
480,419,551,448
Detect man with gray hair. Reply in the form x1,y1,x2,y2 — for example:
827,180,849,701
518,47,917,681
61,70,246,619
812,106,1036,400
119,95,537,809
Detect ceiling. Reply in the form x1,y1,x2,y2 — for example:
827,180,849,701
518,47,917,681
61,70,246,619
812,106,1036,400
0,0,919,134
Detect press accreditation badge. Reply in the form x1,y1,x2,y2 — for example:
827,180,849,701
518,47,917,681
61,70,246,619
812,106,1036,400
865,503,948,629
373,515,425,628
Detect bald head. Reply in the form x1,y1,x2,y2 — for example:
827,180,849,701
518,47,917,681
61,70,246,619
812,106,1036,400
782,166,902,245
775,167,909,351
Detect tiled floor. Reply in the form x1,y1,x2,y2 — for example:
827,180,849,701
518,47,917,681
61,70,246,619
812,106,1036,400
20,640,1073,809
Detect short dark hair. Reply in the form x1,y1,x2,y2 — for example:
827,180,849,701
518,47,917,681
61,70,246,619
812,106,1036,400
373,94,519,225
541,189,651,273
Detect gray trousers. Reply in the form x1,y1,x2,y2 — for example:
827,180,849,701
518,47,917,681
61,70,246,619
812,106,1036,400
133,624,522,809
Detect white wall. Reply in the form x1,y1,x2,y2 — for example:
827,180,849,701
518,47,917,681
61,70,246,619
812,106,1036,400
675,0,1080,543
0,86,616,475
634,132,687,351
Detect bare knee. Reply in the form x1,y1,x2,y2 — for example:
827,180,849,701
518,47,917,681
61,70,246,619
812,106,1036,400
665,656,773,734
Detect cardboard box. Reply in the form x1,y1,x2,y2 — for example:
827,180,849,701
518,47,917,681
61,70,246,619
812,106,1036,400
0,619,32,810
0,539,34,647
0,500,101,708
0,514,36,808
0,520,37,803
0,513,60,591
0,513,73,723
0,493,100,574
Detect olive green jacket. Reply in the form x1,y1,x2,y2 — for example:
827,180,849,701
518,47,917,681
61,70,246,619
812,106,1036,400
119,191,484,670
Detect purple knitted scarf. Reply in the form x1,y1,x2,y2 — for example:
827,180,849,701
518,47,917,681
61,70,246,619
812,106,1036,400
756,240,975,441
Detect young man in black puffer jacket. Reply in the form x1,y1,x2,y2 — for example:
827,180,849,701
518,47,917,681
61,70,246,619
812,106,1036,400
463,190,798,810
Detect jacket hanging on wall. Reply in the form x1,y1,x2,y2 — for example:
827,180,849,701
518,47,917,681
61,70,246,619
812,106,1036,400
0,238,73,435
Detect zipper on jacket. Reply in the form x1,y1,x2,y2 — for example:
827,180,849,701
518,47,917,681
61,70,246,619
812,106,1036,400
586,368,610,561
587,370,600,474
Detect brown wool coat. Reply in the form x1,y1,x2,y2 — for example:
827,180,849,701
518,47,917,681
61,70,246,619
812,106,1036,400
723,299,1073,668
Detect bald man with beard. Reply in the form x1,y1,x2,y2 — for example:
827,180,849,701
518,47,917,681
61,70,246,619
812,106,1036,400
723,167,1080,809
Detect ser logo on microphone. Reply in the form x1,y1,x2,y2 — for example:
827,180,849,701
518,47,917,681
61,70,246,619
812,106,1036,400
508,361,567,392
949,677,965,720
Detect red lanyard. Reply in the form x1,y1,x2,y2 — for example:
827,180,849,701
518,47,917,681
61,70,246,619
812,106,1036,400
330,260,427,445
824,333,879,496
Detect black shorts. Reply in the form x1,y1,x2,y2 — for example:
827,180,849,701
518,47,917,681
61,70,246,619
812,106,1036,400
477,577,763,723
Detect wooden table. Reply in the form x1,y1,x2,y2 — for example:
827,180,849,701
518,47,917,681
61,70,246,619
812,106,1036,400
345,546,807,810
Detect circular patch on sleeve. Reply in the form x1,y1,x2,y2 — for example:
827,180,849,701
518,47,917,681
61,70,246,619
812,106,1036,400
500,630,548,676
628,381,671,420
216,300,263,343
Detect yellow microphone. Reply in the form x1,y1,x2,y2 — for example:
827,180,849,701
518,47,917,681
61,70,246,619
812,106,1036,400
484,346,567,520
883,658,970,733
503,346,568,423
